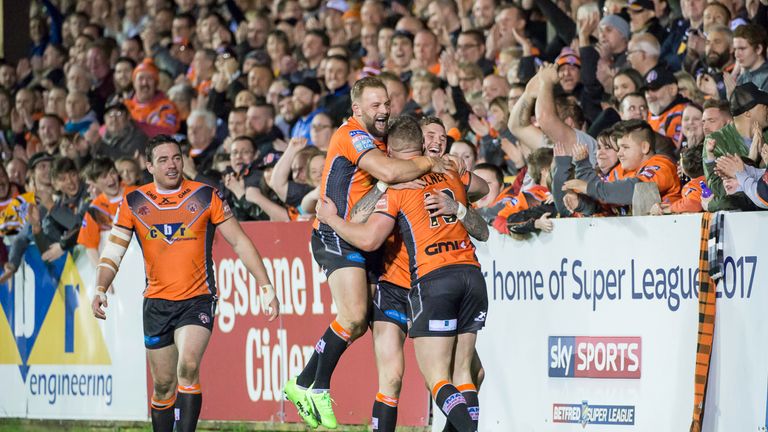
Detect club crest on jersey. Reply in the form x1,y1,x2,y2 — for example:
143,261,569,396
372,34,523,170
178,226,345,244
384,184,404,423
147,223,196,242
137,205,151,216
186,202,199,213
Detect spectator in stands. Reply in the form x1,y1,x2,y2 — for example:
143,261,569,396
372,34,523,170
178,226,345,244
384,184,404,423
64,91,96,135
320,55,352,125
247,98,285,166
377,72,408,117
86,42,115,104
45,87,68,121
599,15,630,70
413,30,441,75
628,33,661,77
96,101,148,161
124,58,180,136
733,24,768,91
619,93,650,121
77,157,131,266
645,65,689,148
449,140,478,171
563,120,681,206
5,158,26,187
310,112,334,151
269,137,320,217
651,144,707,214
290,78,324,144
38,114,66,155
115,157,143,186
185,109,219,178
681,104,705,147
702,99,732,135
111,57,137,103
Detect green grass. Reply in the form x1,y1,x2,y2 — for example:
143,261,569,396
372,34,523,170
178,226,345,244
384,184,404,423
0,419,429,432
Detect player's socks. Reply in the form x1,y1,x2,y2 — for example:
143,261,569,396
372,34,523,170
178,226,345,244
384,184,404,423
432,380,476,432
312,320,352,389
175,384,202,432
371,392,399,432
296,350,319,388
457,383,479,429
150,395,176,432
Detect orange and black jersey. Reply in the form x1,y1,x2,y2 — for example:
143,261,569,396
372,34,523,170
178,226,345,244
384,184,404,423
379,171,473,289
77,186,137,249
115,180,232,301
313,117,385,238
374,171,479,285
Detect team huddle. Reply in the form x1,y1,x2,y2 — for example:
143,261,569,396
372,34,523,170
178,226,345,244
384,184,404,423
90,76,489,432
284,76,491,432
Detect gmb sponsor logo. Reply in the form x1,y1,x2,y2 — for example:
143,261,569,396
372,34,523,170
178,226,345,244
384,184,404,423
553,401,635,427
549,336,641,379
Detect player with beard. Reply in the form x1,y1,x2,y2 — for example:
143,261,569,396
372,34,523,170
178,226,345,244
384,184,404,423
284,78,453,429
363,116,489,432
91,135,279,432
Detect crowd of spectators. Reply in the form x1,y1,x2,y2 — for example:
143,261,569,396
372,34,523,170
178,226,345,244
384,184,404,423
0,0,767,269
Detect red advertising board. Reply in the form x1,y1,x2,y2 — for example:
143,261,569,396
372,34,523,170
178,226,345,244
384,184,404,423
199,221,429,426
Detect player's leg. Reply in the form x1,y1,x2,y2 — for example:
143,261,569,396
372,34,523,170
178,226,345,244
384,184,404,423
306,266,370,428
452,333,480,430
173,324,212,432
147,345,179,432
371,321,406,432
413,336,475,432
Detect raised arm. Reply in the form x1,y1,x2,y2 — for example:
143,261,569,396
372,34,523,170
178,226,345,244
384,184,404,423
509,75,546,152
269,137,307,202
535,64,577,150
217,218,279,320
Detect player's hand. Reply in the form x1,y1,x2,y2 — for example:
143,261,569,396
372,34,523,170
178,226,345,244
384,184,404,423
441,154,466,176
92,293,108,320
537,63,559,86
562,179,588,194
0,262,17,284
534,212,554,233
391,179,427,190
42,243,65,262
424,190,459,217
266,297,280,321
315,197,339,223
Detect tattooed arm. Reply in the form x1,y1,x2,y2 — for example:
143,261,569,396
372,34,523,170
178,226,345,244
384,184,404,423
424,191,490,241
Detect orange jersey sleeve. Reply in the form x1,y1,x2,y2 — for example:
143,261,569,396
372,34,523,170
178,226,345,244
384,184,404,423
118,180,231,300
313,117,386,231
374,171,479,284
670,175,704,213
636,155,682,203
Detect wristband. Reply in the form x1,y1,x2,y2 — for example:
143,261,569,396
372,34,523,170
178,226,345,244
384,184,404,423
96,286,108,301
456,202,468,221
377,181,389,192
260,283,277,314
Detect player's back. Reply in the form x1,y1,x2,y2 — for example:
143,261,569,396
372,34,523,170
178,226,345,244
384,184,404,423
377,171,479,285
115,179,232,300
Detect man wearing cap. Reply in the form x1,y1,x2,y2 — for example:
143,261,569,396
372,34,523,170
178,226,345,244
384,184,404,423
599,15,630,70
124,58,180,137
291,78,325,145
95,102,149,161
715,87,768,209
645,65,690,147
702,83,768,211
627,0,668,45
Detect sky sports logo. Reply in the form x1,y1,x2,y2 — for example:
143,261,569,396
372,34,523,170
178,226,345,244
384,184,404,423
549,336,641,379
553,401,635,427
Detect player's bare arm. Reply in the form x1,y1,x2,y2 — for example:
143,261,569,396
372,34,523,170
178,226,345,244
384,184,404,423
357,149,452,184
91,225,133,320
466,173,490,202
424,191,490,242
217,217,280,320
316,196,394,252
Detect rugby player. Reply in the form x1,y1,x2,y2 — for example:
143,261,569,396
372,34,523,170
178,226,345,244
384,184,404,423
316,116,488,432
284,77,452,429
90,135,279,432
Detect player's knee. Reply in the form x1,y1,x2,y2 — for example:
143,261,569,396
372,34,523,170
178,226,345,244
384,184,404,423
153,379,176,399
378,368,404,397
177,357,201,381
347,318,368,339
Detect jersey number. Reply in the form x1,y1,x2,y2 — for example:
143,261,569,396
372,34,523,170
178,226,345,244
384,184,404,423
425,189,458,228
